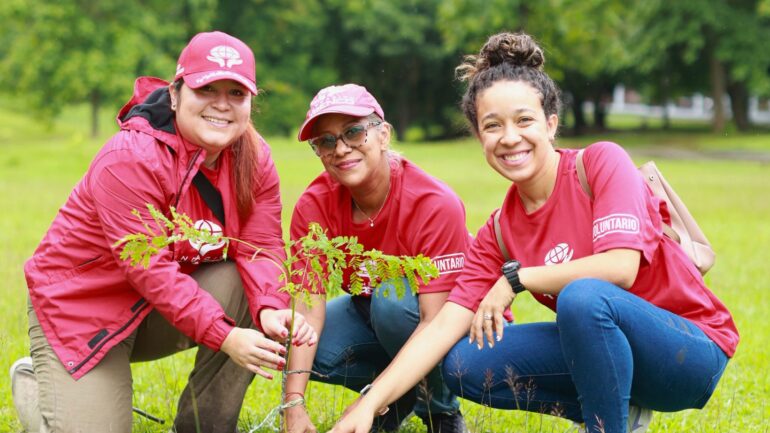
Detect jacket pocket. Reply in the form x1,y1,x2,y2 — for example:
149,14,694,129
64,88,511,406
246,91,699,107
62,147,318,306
67,255,107,278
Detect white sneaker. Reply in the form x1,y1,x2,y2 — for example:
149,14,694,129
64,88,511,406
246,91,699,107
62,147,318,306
10,357,40,432
627,405,652,433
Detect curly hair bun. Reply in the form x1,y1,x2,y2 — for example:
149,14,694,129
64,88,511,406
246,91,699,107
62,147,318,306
482,32,544,70
456,32,544,82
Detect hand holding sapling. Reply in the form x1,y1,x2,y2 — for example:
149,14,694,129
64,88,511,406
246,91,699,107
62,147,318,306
114,204,440,432
261,308,317,347
220,327,286,380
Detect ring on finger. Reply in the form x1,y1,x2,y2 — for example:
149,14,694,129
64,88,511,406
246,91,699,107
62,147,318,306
483,312,493,321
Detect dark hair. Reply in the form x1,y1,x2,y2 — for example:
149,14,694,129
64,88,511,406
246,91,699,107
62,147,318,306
456,32,561,134
173,80,261,220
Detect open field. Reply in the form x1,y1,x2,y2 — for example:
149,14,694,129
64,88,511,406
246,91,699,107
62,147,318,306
1,106,769,432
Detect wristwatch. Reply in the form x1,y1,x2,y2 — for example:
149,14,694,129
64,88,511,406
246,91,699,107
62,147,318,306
501,260,526,294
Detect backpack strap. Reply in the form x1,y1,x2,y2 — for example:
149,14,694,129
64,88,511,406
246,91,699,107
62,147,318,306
493,208,511,261
577,148,680,244
575,149,593,199
192,170,226,227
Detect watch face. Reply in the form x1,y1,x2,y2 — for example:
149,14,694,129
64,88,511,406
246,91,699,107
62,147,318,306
503,260,520,272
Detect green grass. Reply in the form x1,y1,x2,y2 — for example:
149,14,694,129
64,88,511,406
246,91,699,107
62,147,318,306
1,105,769,432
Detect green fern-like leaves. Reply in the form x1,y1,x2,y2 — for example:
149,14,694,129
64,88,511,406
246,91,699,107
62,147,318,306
113,205,228,268
115,205,440,302
286,223,439,300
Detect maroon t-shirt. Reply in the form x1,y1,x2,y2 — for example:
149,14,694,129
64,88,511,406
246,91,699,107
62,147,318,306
448,142,738,357
291,157,472,296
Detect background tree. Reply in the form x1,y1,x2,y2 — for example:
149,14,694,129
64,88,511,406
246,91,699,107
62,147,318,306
627,0,770,132
0,0,216,137
209,0,338,136
317,0,462,139
3,0,770,138
438,0,632,134
542,0,631,134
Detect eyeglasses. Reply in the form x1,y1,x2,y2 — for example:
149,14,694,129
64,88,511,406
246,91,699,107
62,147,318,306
309,121,382,157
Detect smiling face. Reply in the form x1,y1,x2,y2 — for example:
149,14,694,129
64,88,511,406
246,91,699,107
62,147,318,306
312,113,390,189
476,80,559,186
170,80,251,164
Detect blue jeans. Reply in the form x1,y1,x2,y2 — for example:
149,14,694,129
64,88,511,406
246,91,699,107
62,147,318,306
311,280,460,417
443,278,728,433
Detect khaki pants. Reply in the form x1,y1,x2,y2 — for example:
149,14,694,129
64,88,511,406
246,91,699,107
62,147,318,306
28,262,255,433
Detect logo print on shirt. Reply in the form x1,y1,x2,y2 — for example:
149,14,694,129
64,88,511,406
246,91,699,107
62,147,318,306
357,262,373,295
592,213,640,241
544,243,573,266
432,253,465,275
207,46,243,68
189,220,226,256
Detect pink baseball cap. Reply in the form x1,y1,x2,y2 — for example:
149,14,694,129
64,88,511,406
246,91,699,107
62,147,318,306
297,84,385,141
174,31,257,95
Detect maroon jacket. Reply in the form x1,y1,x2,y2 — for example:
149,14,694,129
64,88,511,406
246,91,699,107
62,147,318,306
24,77,289,379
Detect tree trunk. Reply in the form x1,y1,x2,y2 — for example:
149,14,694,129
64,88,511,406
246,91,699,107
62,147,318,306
658,73,671,130
91,89,101,138
592,78,617,131
571,93,587,135
395,84,409,140
727,80,751,131
593,95,607,131
708,46,727,133
516,4,530,31
394,57,421,140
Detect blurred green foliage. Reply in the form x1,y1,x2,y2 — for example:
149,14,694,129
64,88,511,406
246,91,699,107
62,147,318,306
1,0,770,138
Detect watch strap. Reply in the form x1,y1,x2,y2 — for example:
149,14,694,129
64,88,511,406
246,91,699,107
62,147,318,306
502,260,526,294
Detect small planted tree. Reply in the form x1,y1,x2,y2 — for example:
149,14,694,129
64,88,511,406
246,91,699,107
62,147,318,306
114,204,439,431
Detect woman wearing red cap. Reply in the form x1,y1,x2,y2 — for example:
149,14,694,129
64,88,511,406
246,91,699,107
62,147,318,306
10,31,316,433
329,32,737,433
282,84,471,433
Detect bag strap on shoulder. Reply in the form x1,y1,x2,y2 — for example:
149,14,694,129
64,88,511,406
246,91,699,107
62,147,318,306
192,171,225,227
577,148,678,242
575,149,593,199
496,147,713,274
164,143,225,227
493,208,511,261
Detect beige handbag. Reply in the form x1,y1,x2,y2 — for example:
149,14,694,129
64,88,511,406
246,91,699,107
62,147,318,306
576,150,715,275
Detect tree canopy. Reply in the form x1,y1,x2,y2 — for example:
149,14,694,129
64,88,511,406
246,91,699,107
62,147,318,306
1,0,768,137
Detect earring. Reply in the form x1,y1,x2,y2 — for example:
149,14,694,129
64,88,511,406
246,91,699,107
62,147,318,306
171,103,176,111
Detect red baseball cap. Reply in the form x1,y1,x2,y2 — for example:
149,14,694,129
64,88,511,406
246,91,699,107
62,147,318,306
174,31,257,95
298,84,385,141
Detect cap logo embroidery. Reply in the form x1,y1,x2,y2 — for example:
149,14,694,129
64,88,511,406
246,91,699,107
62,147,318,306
206,45,243,68
309,86,356,115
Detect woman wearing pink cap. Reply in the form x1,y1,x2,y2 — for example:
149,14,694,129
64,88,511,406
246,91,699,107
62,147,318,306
10,31,316,433
283,84,471,433
329,32,737,433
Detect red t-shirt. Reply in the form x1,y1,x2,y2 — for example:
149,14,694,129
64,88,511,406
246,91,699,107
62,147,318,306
291,157,472,296
448,141,739,357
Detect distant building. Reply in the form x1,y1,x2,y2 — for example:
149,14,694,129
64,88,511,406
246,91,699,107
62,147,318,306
598,85,770,124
